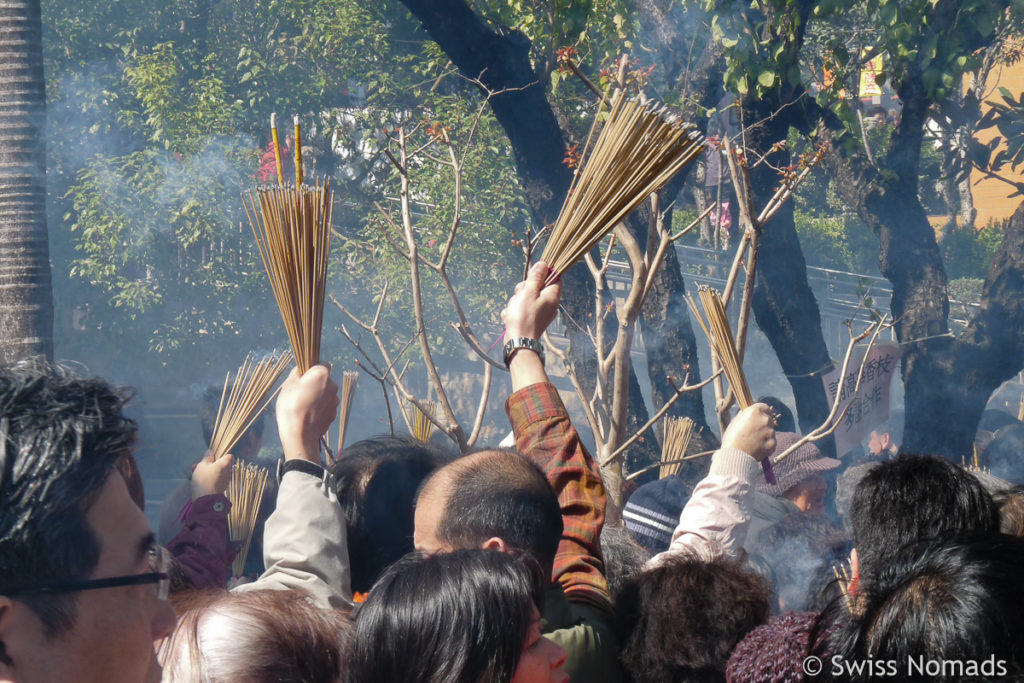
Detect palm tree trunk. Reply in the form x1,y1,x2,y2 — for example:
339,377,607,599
0,0,53,362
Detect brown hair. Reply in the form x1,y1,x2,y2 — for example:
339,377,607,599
992,486,1024,537
160,589,352,682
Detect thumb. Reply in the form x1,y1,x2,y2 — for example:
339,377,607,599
217,453,235,470
524,260,550,293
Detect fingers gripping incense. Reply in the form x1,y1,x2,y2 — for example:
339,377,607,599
687,286,777,484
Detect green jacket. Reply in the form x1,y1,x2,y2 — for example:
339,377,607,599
543,583,625,682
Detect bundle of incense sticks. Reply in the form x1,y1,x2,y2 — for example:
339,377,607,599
412,401,437,444
539,89,704,282
208,351,292,461
227,461,270,577
242,115,332,374
336,371,359,454
687,286,776,484
660,416,695,479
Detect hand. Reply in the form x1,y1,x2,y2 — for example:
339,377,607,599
501,261,562,340
190,450,233,499
722,403,776,462
276,364,339,463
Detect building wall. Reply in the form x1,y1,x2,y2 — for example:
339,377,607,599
971,60,1024,226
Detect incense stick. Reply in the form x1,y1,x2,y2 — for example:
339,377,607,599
208,350,293,461
660,416,695,479
294,115,304,187
687,286,776,484
412,401,437,443
227,461,270,577
271,113,284,186
336,371,359,454
539,89,704,282
833,563,854,613
242,180,333,374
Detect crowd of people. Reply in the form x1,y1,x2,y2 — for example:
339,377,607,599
2,260,1023,682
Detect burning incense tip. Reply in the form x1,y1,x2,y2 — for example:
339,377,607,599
293,115,304,187
271,113,284,186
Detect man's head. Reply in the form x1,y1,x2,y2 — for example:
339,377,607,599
330,436,449,593
414,450,562,578
850,453,999,580
866,410,903,458
0,360,175,683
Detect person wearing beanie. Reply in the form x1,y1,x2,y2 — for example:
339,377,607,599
745,433,841,556
622,475,691,553
643,404,778,567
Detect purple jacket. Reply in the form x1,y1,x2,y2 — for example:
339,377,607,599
165,494,233,590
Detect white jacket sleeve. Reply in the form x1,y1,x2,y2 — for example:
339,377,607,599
645,447,760,568
235,468,353,610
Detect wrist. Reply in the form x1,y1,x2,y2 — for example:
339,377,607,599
508,349,547,392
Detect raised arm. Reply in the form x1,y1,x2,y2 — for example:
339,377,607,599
164,451,234,589
501,261,613,616
647,404,776,567
236,365,353,610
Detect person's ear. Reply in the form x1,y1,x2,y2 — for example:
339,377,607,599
0,597,18,673
481,537,508,553
849,548,861,595
881,433,892,450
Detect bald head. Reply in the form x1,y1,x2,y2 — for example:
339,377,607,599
413,450,562,577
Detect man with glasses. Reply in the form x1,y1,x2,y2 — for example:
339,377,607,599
0,360,177,683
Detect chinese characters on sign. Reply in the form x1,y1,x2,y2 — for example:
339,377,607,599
822,343,901,456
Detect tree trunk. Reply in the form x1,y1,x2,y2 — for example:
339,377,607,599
0,0,52,363
398,0,664,472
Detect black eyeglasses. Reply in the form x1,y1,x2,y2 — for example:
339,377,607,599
1,545,171,601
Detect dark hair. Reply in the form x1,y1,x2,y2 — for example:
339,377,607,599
600,525,650,597
329,436,449,593
350,549,544,683
871,409,903,445
850,454,998,578
813,534,1024,681
0,359,137,636
162,589,352,681
615,555,771,683
200,384,264,446
755,396,796,433
435,450,563,576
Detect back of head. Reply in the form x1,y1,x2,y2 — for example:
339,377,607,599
850,454,998,578
881,410,903,443
755,396,796,433
992,485,1024,537
0,359,136,635
436,450,563,576
818,534,1024,682
615,555,771,683
600,524,650,597
161,589,352,682
351,549,543,683
330,436,449,593
757,511,848,612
